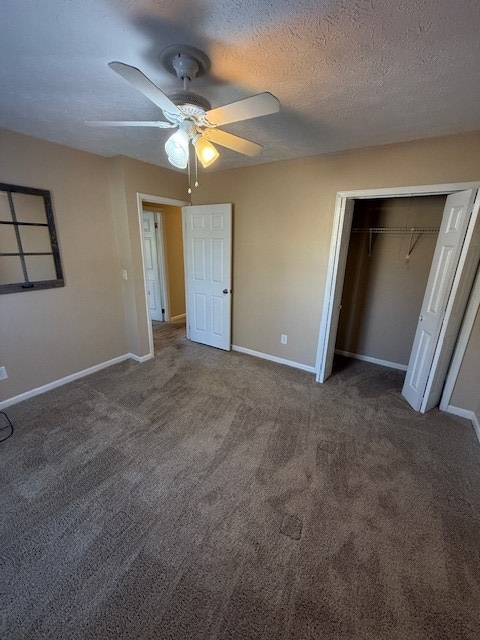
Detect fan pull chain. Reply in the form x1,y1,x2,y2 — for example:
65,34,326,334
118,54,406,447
195,151,199,188
187,146,192,194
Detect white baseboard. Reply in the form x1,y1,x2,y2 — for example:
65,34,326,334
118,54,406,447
232,345,315,373
128,352,154,363
170,313,186,322
445,405,480,446
445,404,474,420
0,353,150,410
335,349,408,372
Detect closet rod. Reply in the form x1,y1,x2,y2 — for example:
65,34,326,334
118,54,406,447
352,227,439,234
352,226,440,260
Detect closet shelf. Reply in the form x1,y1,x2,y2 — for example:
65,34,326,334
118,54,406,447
351,227,440,260
352,227,439,234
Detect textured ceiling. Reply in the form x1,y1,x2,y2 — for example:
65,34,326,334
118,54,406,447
1,0,480,171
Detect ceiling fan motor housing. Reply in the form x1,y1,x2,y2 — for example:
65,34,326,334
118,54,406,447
168,90,211,113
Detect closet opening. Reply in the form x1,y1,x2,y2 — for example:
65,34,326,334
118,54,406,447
334,195,446,388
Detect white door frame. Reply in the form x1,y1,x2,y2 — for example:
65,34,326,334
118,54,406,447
137,193,189,358
315,182,480,406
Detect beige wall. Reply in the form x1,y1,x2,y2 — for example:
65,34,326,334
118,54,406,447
110,156,187,355
193,131,480,373
337,196,445,365
0,129,127,401
142,202,186,319
0,130,187,401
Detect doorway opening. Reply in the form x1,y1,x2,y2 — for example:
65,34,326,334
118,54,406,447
151,317,187,354
316,182,480,413
141,208,167,323
137,193,188,357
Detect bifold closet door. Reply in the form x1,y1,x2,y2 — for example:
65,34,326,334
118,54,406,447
402,189,477,411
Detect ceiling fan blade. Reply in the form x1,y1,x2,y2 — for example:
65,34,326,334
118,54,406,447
202,128,263,156
86,120,175,128
109,61,182,117
206,92,279,126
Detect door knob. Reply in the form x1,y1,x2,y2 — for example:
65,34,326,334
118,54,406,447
223,289,229,294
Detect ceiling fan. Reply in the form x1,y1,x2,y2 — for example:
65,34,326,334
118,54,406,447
87,45,280,173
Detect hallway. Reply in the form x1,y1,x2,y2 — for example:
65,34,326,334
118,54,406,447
152,319,187,354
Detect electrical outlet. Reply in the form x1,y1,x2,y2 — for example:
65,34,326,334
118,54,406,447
280,334,288,345
121,269,128,281
0,366,8,380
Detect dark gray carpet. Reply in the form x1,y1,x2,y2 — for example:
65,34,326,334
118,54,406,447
152,319,186,354
1,328,480,639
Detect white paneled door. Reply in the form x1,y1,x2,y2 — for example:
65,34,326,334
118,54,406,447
183,204,232,350
142,211,164,322
402,189,477,411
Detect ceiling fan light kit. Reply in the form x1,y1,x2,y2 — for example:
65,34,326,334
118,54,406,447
164,128,189,169
193,135,219,168
87,45,280,190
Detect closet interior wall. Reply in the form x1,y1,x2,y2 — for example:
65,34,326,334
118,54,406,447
336,195,446,368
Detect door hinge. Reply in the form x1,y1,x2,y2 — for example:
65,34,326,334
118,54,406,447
155,222,158,229
162,308,165,314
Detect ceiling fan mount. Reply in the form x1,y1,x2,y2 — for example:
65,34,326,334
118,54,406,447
160,45,212,119
159,44,211,81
